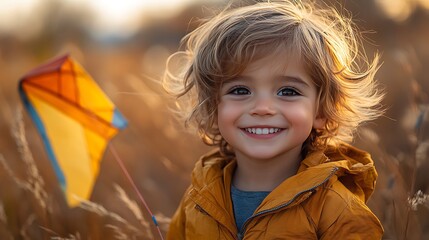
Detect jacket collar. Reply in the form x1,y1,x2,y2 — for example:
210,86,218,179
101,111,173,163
298,150,329,170
188,143,378,230
189,152,238,236
299,143,378,202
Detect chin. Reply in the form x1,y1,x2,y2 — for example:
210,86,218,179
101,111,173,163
238,150,284,161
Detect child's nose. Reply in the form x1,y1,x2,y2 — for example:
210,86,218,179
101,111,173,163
249,95,276,116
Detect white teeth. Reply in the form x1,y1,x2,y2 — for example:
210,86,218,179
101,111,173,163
245,128,281,135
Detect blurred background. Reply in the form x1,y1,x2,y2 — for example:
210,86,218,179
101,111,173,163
0,0,428,239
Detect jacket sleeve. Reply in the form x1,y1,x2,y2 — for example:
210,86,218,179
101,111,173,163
166,188,190,240
319,196,383,240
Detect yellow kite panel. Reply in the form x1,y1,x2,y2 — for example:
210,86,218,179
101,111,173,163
19,54,127,207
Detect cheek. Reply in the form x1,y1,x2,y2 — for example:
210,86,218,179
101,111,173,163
286,104,316,129
217,101,241,131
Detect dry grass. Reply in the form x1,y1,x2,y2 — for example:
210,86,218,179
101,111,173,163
11,107,50,213
41,227,81,240
408,190,429,211
0,1,428,239
0,110,170,239
0,108,166,239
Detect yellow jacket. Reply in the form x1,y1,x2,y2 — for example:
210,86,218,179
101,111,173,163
167,143,383,239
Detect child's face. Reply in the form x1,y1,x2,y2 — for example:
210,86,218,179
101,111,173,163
217,53,325,162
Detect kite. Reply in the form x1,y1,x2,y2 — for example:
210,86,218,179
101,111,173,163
18,54,127,207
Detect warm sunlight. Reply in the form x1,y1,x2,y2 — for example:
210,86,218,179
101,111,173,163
0,0,43,39
375,0,429,21
375,0,413,22
0,0,218,39
82,0,198,36
418,0,429,9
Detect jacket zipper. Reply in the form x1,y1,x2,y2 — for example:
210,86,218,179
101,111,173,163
237,167,339,240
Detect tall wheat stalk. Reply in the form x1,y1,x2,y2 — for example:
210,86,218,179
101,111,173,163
11,107,50,213
403,106,428,239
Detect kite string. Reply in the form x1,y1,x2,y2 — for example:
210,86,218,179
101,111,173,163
108,144,165,240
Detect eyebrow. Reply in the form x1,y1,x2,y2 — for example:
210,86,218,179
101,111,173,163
280,76,311,87
227,74,312,87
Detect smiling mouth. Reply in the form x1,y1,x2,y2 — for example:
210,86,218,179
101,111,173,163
243,127,283,135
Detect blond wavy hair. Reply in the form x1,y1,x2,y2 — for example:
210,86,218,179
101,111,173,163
163,0,383,156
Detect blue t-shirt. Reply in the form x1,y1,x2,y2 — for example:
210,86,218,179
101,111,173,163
231,185,270,232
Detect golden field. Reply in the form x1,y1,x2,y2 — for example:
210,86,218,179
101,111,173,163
0,0,428,239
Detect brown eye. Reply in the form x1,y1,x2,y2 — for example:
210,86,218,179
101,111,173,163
278,87,300,96
229,86,251,95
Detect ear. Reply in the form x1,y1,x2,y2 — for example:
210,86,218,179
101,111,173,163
313,115,326,129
